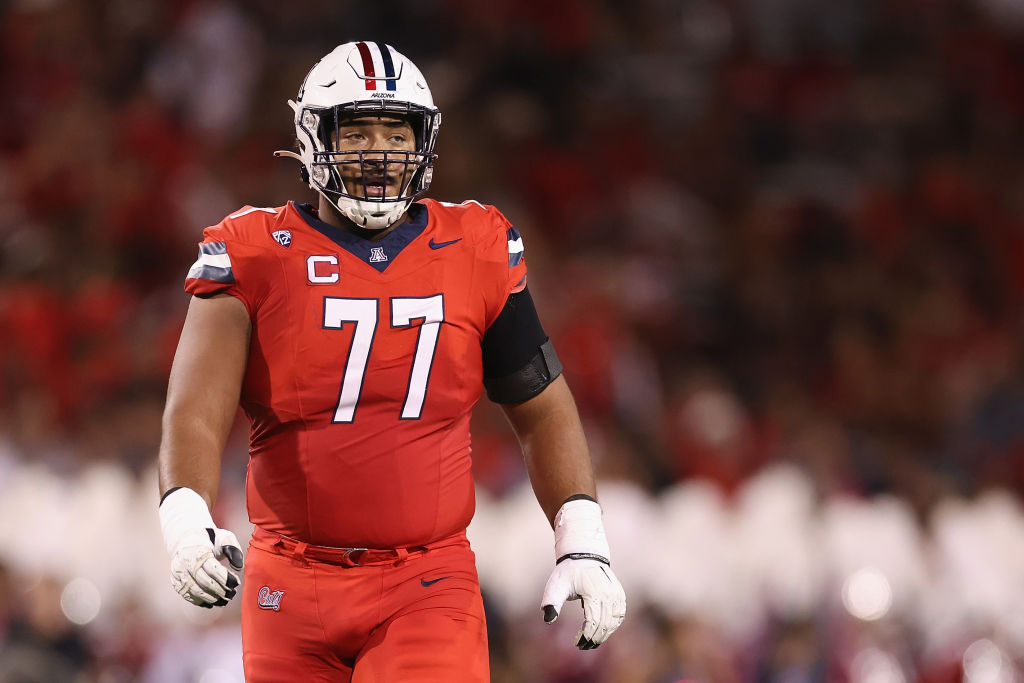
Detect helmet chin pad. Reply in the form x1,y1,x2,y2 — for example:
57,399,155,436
332,195,412,230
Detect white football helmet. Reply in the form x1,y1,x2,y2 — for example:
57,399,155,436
276,42,440,230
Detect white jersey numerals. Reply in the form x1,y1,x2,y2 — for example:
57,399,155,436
391,295,444,419
322,295,444,423
322,298,378,423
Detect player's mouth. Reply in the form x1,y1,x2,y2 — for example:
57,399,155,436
359,177,399,198
363,183,386,197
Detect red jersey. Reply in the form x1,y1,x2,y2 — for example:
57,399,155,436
184,199,527,548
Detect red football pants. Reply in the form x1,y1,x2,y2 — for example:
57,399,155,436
241,528,489,682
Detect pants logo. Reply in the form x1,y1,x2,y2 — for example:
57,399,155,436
257,586,285,611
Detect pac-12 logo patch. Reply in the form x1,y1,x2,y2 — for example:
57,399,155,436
272,230,292,248
257,586,285,611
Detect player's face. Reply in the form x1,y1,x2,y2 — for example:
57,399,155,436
331,116,417,200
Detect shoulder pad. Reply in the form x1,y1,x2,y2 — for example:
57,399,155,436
210,205,288,246
433,199,493,213
424,198,510,242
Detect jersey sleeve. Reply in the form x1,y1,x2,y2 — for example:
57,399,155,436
183,221,259,315
474,206,530,329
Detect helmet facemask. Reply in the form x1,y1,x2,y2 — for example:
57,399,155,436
298,100,439,230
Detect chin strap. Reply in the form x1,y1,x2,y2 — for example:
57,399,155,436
338,198,409,230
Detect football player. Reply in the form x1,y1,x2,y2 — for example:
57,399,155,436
157,41,626,682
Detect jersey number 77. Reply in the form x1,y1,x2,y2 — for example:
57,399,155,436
323,294,444,423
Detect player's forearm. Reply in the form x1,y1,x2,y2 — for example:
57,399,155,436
158,413,229,507
504,375,598,527
158,294,251,507
524,436,598,528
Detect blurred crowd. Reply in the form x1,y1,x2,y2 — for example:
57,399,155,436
1,0,1023,681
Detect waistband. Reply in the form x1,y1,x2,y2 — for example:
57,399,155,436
251,526,468,568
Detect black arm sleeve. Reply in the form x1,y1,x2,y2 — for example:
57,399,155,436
482,287,563,404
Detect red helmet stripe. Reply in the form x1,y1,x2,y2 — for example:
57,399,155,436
356,41,377,90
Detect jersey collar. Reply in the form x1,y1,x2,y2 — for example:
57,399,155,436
292,201,429,273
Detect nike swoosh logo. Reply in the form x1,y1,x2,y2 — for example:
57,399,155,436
428,238,462,249
420,576,451,587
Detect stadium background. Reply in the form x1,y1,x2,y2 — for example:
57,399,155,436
2,0,1024,681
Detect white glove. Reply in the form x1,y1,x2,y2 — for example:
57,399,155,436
540,498,627,649
159,487,244,608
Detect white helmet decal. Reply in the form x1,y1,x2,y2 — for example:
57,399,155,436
276,42,440,230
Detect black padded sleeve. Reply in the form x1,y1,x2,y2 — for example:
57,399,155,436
482,287,563,404
482,287,546,377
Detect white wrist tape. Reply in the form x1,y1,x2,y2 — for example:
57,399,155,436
159,487,216,555
552,499,611,564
